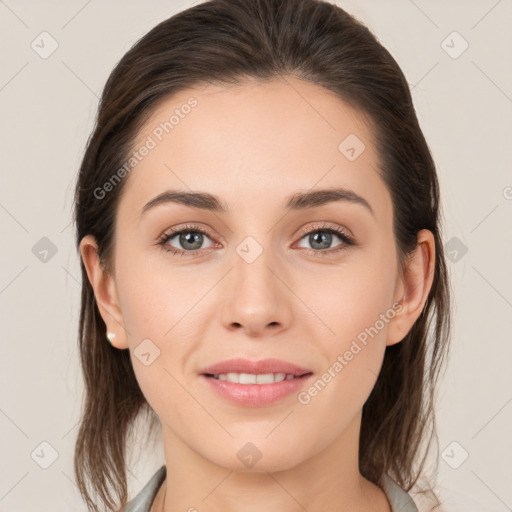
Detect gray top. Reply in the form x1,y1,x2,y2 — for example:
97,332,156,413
121,465,418,512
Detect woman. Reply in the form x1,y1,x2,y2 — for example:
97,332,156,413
73,0,452,510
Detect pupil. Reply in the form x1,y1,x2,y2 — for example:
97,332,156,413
181,232,202,250
311,232,331,250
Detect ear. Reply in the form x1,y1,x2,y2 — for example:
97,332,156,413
386,229,436,347
79,234,129,349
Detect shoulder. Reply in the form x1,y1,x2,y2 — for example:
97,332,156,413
120,465,167,512
408,482,488,512
381,474,419,512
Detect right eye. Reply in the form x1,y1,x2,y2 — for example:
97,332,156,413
158,224,216,256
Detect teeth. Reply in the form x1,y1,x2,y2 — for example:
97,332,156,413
212,372,296,384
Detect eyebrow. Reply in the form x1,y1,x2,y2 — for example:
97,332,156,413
139,187,375,218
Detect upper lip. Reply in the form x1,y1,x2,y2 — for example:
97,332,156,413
200,358,313,377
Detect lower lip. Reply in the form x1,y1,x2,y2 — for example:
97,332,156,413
200,374,313,407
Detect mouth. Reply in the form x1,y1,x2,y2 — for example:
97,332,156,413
199,357,313,378
202,372,313,384
198,358,314,407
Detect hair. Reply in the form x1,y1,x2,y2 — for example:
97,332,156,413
72,0,452,510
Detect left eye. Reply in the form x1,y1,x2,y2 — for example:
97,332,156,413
296,227,352,251
159,229,214,254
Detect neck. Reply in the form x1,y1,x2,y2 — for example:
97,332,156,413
155,411,391,512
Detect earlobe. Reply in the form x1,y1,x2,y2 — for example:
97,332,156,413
386,229,436,347
79,235,129,349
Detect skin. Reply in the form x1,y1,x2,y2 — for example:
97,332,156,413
80,75,435,512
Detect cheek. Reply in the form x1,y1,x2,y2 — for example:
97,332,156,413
303,253,397,349
114,253,209,409
295,284,394,439
115,247,202,337
299,251,397,403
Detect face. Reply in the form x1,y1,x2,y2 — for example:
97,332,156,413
87,76,410,472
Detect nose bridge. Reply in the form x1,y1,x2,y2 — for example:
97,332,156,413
219,228,291,334
233,231,279,301
230,209,279,288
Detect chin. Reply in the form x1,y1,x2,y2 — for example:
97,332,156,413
206,440,308,474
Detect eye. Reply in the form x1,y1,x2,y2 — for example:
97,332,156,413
295,222,355,255
157,224,215,256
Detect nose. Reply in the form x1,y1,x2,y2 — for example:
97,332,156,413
219,244,293,337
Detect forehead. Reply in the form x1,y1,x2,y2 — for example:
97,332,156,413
120,76,391,223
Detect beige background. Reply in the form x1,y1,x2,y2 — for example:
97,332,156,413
1,0,511,510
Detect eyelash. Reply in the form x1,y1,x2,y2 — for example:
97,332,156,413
157,222,356,258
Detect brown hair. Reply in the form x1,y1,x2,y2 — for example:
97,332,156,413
73,0,452,510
